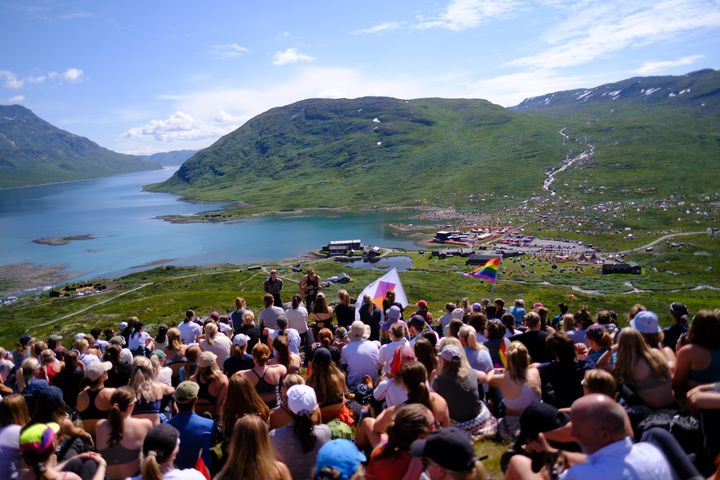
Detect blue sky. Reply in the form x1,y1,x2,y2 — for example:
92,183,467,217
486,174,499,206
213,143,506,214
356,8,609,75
2,0,719,154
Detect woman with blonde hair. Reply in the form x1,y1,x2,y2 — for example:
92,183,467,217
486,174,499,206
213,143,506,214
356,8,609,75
136,424,205,480
458,325,493,374
239,343,286,409
178,345,200,383
16,357,42,394
335,289,355,329
129,357,174,425
0,393,30,479
613,327,674,409
488,341,541,442
190,352,228,418
215,415,291,480
162,328,186,387
432,344,496,439
96,387,153,480
199,322,231,368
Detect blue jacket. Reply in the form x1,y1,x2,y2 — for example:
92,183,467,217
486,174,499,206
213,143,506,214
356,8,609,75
167,411,215,470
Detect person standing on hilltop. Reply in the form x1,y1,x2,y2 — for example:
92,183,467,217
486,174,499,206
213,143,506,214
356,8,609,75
264,269,284,309
299,267,321,312
230,297,247,333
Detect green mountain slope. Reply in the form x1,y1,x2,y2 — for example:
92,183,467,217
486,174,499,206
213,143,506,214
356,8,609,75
149,97,569,211
511,69,720,204
0,105,159,188
150,70,719,216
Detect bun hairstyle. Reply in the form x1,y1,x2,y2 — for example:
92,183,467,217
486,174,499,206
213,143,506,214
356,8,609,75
108,386,135,447
252,342,270,364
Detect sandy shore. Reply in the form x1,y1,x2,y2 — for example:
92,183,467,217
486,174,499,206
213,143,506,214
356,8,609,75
0,263,74,297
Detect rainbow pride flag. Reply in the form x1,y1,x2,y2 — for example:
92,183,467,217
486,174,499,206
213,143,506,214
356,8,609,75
498,338,508,368
464,257,501,283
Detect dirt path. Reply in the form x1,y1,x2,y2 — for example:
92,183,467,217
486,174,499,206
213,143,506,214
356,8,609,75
614,231,705,255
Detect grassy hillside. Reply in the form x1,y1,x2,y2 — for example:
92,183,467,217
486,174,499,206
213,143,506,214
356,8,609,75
0,105,159,188
148,97,569,213
149,71,719,222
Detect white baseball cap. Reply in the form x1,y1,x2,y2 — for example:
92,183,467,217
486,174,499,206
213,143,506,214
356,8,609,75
287,384,318,416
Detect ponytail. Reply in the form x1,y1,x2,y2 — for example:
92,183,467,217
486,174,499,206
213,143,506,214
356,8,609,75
141,451,164,480
17,357,40,393
108,404,124,446
292,294,301,309
107,387,135,446
401,361,433,411
293,413,317,453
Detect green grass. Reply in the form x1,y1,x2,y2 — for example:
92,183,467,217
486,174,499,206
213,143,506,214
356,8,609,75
3,231,718,347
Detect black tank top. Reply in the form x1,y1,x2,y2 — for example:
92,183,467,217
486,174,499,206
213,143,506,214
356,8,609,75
251,368,279,408
197,378,218,405
79,388,108,420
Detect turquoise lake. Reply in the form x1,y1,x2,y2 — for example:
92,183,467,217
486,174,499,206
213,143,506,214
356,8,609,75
0,167,419,283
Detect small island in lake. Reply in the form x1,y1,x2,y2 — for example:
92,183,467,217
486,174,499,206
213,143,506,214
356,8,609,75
33,234,95,246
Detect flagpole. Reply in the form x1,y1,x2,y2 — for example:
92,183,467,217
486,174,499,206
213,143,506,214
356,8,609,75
490,255,501,298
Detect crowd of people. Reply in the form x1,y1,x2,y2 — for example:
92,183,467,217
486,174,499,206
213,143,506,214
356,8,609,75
1,266,719,480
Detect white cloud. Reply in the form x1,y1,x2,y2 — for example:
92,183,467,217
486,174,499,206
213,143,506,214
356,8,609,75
122,111,233,142
416,0,519,30
507,0,720,69
633,54,705,75
351,21,404,35
58,11,94,20
8,95,24,104
209,43,250,59
63,68,84,82
465,69,599,106
0,71,24,89
272,48,316,66
213,110,244,124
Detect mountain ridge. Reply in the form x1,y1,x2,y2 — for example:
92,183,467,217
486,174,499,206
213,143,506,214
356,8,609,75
0,105,159,188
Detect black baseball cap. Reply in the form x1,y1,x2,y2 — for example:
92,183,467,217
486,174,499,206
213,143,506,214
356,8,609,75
313,347,332,366
409,315,426,330
143,424,179,460
410,427,477,472
516,402,569,445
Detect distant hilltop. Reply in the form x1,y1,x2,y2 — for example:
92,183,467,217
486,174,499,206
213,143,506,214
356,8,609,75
0,104,160,188
140,150,197,166
149,69,719,217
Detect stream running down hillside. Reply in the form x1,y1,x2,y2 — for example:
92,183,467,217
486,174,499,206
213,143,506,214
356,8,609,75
543,128,595,196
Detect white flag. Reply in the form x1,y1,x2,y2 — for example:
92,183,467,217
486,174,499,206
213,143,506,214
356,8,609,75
354,267,408,320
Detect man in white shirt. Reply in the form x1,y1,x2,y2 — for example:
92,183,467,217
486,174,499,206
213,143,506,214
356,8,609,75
341,321,379,386
506,394,674,480
178,309,202,344
259,293,285,330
